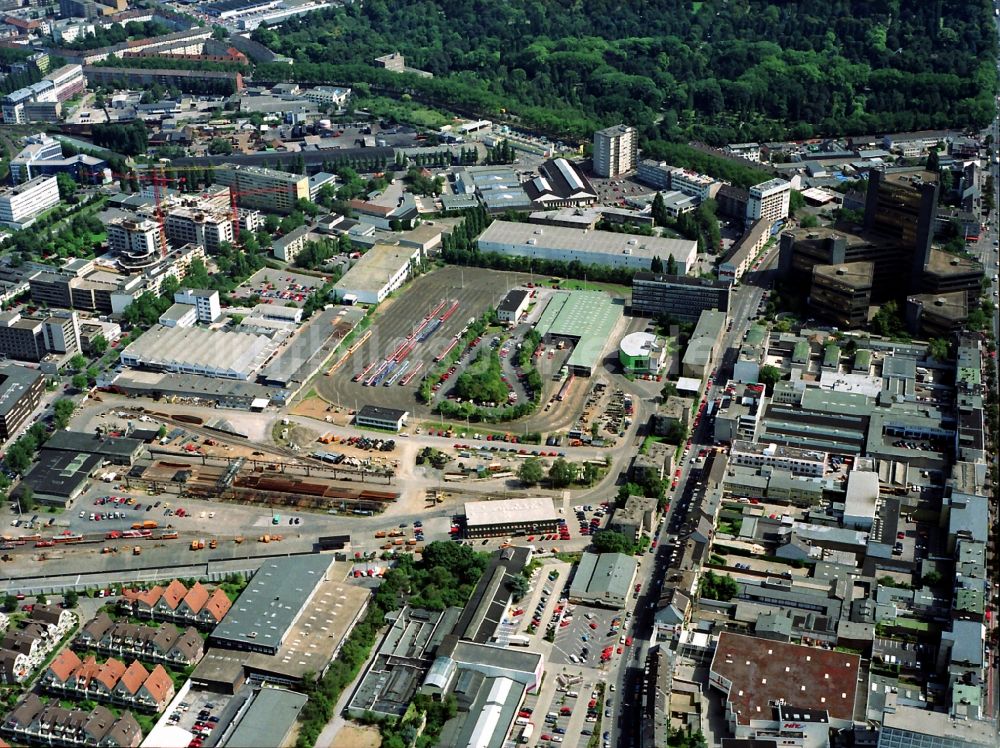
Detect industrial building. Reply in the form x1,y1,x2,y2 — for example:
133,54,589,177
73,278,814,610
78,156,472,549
593,124,636,178
0,175,59,229
618,331,666,375
729,440,827,477
212,163,309,213
225,688,309,748
463,497,560,538
533,290,623,376
630,272,731,321
568,552,638,608
333,243,422,305
681,309,727,380
119,325,275,381
0,363,44,441
354,405,408,432
477,220,698,273
522,158,598,208
496,289,530,324
21,450,101,506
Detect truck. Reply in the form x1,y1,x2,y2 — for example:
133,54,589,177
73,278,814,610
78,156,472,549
520,724,533,744
190,539,205,551
132,546,142,556
374,530,387,538
131,521,157,530
508,635,531,647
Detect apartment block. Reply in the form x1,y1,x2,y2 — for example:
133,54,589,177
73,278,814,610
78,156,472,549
593,124,636,178
107,217,162,271
174,288,221,323
630,272,730,321
746,178,790,228
165,205,233,252
213,164,309,214
0,363,44,441
0,175,59,228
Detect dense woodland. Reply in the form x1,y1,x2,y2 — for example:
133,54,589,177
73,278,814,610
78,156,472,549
253,0,998,144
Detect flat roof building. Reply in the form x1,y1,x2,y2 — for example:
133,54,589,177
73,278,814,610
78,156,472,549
730,440,827,477
212,163,309,214
877,704,994,748
533,290,624,376
355,405,408,432
225,688,308,748
630,272,731,321
333,243,421,306
681,309,727,380
593,124,636,178
119,325,275,381
209,555,337,655
478,220,698,273
810,262,874,329
0,174,59,229
568,552,638,608
0,363,44,442
22,450,101,507
619,331,666,375
463,497,560,538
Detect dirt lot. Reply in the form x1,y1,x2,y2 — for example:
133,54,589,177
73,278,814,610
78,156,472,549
317,266,532,414
329,723,381,748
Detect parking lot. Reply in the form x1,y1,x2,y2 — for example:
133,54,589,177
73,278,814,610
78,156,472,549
163,688,235,747
317,266,533,413
551,601,627,670
231,268,329,308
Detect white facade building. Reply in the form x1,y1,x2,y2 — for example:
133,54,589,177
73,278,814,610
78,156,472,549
593,124,636,178
0,175,59,228
165,206,233,252
747,178,791,227
174,288,221,323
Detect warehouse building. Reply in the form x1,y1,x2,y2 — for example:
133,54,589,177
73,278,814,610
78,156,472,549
477,220,697,273
533,290,624,376
568,552,638,608
225,688,308,748
22,450,101,506
463,497,560,538
119,325,275,381
333,243,422,306
354,405,409,432
0,364,44,442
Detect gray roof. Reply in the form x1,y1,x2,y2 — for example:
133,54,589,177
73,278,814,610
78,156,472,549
42,430,143,461
569,552,637,601
24,450,101,499
226,688,309,748
210,555,333,652
0,363,42,419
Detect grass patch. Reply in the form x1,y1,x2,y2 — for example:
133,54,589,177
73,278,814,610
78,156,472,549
535,277,631,297
357,95,453,129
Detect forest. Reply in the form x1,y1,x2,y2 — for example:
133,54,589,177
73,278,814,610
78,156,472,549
253,0,998,144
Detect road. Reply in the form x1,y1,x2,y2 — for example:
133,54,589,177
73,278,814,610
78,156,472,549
607,243,779,748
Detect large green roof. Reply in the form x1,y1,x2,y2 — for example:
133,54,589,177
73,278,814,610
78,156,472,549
534,290,623,373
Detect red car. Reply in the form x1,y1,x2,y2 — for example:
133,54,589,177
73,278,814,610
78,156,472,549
674,469,681,478
589,622,598,630
625,636,633,646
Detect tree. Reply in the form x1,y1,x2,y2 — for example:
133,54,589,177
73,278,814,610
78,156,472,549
650,255,663,273
665,255,678,276
91,335,108,356
71,373,88,391
506,574,530,600
36,592,47,605
922,570,943,586
67,354,86,371
1,595,15,613
758,364,782,394
518,458,544,486
699,570,738,601
592,530,633,555
925,148,940,172
928,338,950,361
652,192,669,228
63,589,79,608
18,485,33,512
56,172,78,201
582,462,601,486
548,458,576,488
207,138,233,155
799,214,819,228
871,300,905,338
53,399,75,429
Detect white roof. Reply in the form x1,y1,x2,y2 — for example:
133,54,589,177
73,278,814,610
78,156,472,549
844,470,880,519
464,497,558,527
620,331,660,358
121,325,274,379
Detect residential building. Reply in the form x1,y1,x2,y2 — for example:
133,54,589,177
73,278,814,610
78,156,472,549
174,288,221,323
213,163,309,213
720,219,770,283
0,312,47,362
713,383,766,444
0,175,58,228
82,66,244,95
568,552,638,608
630,272,731,321
608,495,658,543
733,325,768,384
593,124,637,178
746,178,790,228
633,162,720,200
165,204,233,252
681,310,727,379
2,693,142,748
302,86,351,107
43,312,80,354
354,405,408,431
726,142,761,162
0,363,44,441
477,220,698,273
44,64,85,101
271,225,311,263
809,261,874,328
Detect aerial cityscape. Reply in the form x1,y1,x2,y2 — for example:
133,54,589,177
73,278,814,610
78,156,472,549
0,1,991,748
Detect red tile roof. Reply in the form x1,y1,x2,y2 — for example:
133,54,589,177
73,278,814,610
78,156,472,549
141,665,173,704
710,632,860,725
182,582,210,614
160,579,188,610
47,649,82,682
123,585,162,609
117,660,149,696
94,658,127,691
201,588,232,622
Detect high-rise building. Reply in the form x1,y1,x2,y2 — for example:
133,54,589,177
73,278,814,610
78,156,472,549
593,124,636,178
863,168,938,289
630,272,730,321
174,288,221,323
213,164,309,214
746,178,790,228
165,206,233,252
0,363,45,442
809,262,874,328
107,217,162,270
0,175,59,228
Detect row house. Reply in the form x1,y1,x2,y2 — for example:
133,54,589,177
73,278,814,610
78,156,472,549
119,580,231,629
2,693,141,747
43,651,174,713
75,613,204,667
